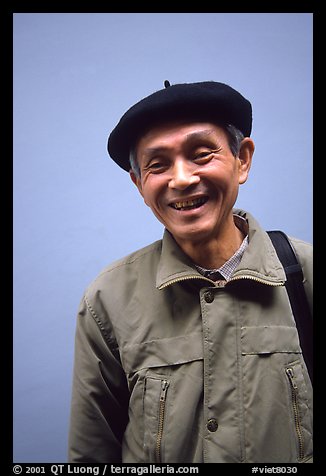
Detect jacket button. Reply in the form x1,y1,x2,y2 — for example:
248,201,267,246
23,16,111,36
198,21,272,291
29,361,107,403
207,418,218,432
204,290,214,303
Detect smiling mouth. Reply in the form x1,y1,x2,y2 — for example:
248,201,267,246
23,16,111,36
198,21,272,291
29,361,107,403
169,196,208,211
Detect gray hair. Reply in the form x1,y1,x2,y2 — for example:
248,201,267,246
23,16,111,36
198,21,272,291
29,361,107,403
129,147,141,177
224,124,245,157
129,123,245,178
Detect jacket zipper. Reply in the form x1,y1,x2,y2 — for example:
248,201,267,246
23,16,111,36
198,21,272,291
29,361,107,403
155,379,169,463
159,275,215,290
229,275,284,286
285,367,305,460
159,274,284,290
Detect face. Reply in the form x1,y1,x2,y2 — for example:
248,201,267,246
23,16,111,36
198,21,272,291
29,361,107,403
131,121,254,247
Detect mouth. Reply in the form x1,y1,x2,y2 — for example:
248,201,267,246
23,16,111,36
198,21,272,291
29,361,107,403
169,196,209,211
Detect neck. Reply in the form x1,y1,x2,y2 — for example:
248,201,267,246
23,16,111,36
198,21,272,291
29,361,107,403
175,219,244,270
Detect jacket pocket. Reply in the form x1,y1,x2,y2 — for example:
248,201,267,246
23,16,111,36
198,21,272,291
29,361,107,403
121,331,203,373
143,376,170,463
121,332,204,463
241,325,301,355
240,326,312,462
285,360,313,462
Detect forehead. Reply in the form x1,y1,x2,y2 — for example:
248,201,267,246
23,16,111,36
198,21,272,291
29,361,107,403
136,121,228,152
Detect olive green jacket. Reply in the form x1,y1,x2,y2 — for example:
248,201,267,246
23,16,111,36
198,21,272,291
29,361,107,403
68,209,313,463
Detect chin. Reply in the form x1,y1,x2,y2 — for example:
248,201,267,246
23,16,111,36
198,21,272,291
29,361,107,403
170,225,216,244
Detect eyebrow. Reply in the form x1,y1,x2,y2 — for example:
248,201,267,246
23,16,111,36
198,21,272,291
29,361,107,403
185,129,216,142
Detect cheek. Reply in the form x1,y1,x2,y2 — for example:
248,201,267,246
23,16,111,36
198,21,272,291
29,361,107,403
140,179,163,208
199,166,235,191
140,188,151,207
142,187,157,208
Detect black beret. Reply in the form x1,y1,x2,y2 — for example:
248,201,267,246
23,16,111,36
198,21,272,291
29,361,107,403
107,81,252,171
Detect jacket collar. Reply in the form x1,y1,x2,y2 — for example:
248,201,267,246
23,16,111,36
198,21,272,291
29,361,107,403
156,209,286,290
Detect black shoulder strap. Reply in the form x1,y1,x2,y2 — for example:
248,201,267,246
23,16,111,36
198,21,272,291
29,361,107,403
267,230,313,384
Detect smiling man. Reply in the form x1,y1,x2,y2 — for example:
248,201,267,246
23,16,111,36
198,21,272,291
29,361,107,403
131,121,253,270
68,81,313,464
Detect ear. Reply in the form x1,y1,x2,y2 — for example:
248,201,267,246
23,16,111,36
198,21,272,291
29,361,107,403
237,138,255,184
130,170,144,198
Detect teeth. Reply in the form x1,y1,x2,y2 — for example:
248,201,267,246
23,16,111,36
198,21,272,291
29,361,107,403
172,197,206,210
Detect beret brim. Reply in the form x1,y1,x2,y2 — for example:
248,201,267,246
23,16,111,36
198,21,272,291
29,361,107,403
107,81,252,172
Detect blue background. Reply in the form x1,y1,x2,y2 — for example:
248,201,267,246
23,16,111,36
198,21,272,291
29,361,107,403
13,13,313,462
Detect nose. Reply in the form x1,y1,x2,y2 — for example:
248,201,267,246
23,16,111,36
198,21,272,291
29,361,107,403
168,159,200,190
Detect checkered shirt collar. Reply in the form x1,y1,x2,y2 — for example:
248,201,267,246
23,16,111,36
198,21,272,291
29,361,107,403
195,215,249,282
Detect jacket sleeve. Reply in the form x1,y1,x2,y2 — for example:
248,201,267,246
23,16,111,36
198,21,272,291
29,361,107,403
291,238,313,317
68,294,130,463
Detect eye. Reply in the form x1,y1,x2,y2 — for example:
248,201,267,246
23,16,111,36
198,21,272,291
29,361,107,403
196,151,211,158
150,162,164,170
194,150,214,163
144,159,169,173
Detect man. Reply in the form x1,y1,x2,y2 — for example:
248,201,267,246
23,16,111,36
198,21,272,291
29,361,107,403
68,81,313,463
